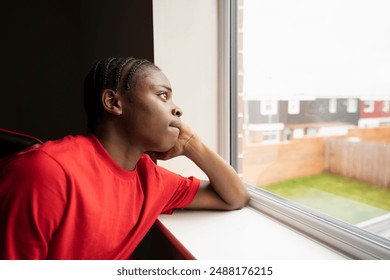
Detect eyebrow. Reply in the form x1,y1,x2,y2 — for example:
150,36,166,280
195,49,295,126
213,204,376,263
157,85,172,92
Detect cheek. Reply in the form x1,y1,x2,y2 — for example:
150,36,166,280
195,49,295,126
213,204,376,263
147,103,170,124
137,96,167,117
126,97,171,132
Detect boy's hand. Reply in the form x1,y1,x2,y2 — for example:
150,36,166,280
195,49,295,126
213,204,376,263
148,123,195,161
147,123,250,211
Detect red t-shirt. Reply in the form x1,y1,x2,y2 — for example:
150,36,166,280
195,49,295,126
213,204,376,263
0,134,200,259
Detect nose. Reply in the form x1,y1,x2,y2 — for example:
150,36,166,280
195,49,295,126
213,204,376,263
172,107,183,117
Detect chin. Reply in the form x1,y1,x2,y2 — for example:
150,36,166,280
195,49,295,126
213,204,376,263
160,137,178,152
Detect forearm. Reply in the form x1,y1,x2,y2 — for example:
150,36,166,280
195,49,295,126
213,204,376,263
184,134,250,209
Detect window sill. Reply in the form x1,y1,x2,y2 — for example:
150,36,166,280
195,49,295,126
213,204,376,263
157,206,346,260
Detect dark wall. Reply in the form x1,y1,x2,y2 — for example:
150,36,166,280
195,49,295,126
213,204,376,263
247,99,359,125
279,99,359,125
1,0,154,141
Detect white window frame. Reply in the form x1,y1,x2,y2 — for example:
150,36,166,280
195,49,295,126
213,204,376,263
347,98,358,113
260,100,278,115
329,98,337,113
364,100,375,113
382,100,390,112
262,130,280,143
220,0,390,259
247,185,390,259
288,100,300,115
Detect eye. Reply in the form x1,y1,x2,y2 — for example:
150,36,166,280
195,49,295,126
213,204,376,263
158,92,168,100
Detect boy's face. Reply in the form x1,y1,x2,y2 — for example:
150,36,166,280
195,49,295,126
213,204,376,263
120,68,182,152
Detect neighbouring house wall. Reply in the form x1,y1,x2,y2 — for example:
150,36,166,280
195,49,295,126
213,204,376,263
247,99,360,125
360,101,390,119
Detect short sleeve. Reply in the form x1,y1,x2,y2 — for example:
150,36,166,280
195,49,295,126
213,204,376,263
0,150,68,259
161,173,200,214
137,155,201,215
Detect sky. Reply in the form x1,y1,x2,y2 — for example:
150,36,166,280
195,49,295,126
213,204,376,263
243,0,390,100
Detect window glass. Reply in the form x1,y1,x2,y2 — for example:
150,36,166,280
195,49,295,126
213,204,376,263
260,100,278,115
288,100,300,115
347,98,358,113
329,99,337,114
382,101,389,113
237,0,390,242
363,100,375,113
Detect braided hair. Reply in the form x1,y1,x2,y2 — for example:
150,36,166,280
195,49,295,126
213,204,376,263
83,57,159,133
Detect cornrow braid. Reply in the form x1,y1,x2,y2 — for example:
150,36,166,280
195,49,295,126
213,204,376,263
84,57,159,133
125,59,149,90
114,57,135,90
103,57,117,89
92,60,102,89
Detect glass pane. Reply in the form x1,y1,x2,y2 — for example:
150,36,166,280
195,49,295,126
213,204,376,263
237,0,390,241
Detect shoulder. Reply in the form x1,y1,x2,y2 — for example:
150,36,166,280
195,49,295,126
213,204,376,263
40,135,93,156
0,135,90,186
1,147,66,185
37,134,98,168
0,148,69,210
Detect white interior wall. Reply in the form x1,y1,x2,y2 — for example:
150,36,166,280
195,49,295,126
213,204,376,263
153,0,218,179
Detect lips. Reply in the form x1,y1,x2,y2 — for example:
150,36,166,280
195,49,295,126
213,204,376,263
169,120,182,130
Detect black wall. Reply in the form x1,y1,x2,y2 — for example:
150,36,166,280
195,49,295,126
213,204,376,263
1,0,154,141
247,99,359,125
279,99,359,125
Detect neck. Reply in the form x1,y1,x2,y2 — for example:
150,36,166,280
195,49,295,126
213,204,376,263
93,126,143,171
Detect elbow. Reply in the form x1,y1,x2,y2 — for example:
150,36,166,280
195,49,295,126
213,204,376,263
237,191,251,209
227,189,251,210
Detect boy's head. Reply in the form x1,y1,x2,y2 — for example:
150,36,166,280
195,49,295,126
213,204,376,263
83,57,160,133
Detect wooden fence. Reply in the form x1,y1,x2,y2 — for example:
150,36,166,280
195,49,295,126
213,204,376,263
242,127,390,188
324,139,390,189
243,137,325,187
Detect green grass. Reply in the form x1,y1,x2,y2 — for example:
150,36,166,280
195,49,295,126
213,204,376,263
263,173,390,224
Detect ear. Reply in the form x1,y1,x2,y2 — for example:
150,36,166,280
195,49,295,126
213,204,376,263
101,89,122,115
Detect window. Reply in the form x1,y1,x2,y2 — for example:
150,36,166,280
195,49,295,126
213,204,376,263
364,100,375,113
329,99,337,113
262,130,280,143
347,98,358,113
231,0,390,258
260,100,278,115
288,100,300,115
383,101,390,112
